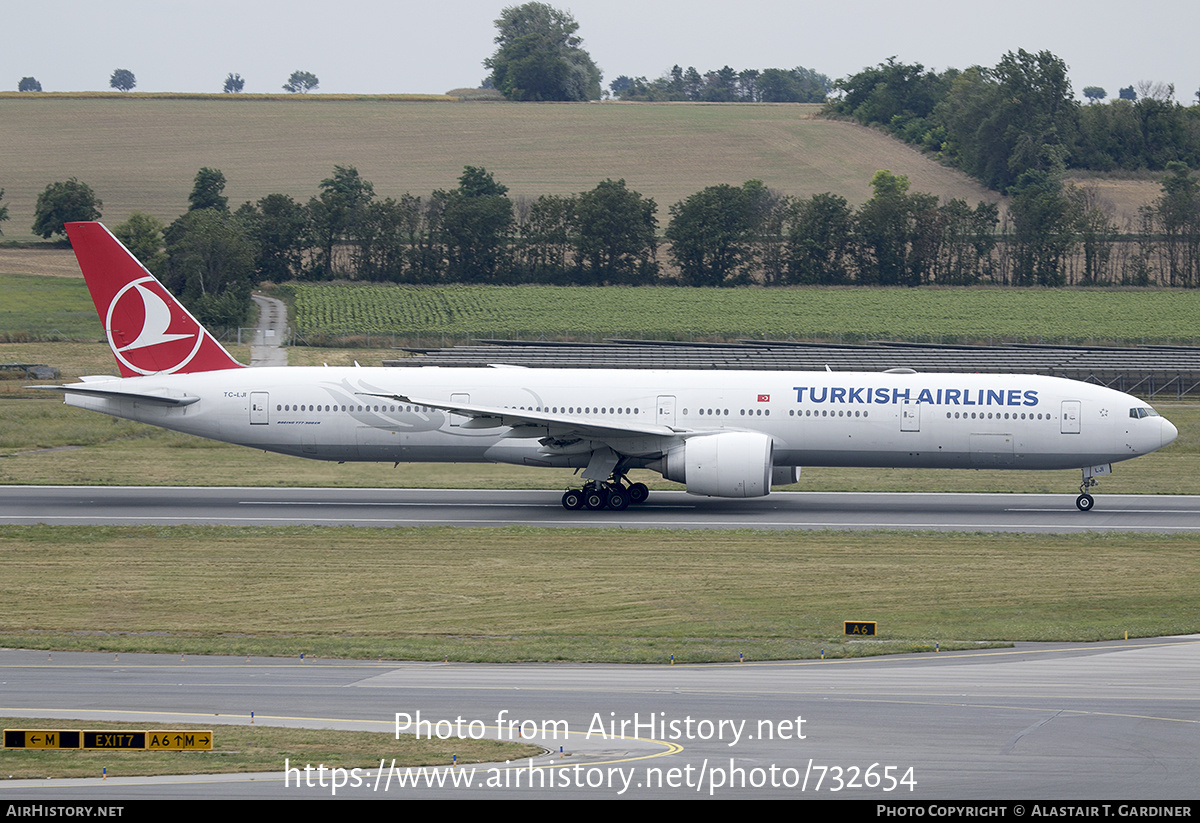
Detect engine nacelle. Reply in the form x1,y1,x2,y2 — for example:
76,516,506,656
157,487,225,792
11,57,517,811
661,431,774,498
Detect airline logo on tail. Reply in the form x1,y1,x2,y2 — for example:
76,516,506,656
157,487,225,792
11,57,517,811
106,276,205,375
65,222,244,376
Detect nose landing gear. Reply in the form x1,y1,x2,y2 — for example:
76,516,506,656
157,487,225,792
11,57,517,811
1076,470,1100,512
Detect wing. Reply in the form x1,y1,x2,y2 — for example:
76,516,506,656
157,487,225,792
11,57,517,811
356,391,684,440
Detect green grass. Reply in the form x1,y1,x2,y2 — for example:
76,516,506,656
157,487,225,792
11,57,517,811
0,717,539,779
1,526,1197,662
0,274,99,340
13,269,1200,347
288,282,1200,345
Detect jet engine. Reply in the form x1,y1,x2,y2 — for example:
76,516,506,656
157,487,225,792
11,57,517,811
660,431,774,497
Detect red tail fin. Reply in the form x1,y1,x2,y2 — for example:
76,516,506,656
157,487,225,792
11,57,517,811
66,222,245,376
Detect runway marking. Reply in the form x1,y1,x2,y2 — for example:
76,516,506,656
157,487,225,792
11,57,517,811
243,500,1200,516
1010,507,1200,514
5,514,1200,531
237,500,695,510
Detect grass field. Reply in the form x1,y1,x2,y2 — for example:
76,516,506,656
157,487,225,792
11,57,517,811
288,282,1200,345
4,267,1200,347
2,525,1197,663
0,272,104,340
0,98,998,241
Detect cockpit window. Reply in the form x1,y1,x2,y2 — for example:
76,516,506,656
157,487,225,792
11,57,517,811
1129,407,1161,419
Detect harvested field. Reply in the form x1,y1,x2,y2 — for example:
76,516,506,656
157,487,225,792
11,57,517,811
0,97,1000,239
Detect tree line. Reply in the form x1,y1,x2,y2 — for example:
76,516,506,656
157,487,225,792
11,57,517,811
829,51,1200,192
21,159,1200,329
610,65,830,103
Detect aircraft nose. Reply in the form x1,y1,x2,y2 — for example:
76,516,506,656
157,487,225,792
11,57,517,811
1161,417,1179,448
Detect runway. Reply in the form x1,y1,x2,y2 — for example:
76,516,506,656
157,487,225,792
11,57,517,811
4,485,1200,532
2,639,1198,799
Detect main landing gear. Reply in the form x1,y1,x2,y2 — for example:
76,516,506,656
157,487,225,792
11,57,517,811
561,477,650,511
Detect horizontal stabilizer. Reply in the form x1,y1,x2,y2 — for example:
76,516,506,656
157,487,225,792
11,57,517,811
34,384,200,406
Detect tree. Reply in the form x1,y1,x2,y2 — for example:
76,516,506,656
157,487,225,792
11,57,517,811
701,66,739,102
439,166,514,282
854,170,918,285
1007,169,1079,286
282,70,318,93
189,167,229,212
784,193,853,284
516,193,575,278
32,179,102,238
238,193,311,282
110,69,136,92
573,179,657,283
223,73,245,93
1119,85,1137,101
0,188,8,234
1069,185,1116,285
308,165,374,277
164,209,255,326
18,77,41,92
1150,162,1200,287
934,199,998,284
609,75,635,97
758,67,830,103
484,3,602,101
1082,86,1106,103
112,212,167,275
665,182,760,286
831,58,948,129
937,50,1077,192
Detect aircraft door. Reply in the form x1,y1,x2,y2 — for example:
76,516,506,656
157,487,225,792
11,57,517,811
901,402,920,432
250,392,269,425
657,395,677,428
450,393,470,427
1061,400,1081,434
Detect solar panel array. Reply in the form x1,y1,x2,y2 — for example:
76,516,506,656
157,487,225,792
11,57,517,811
382,340,1200,399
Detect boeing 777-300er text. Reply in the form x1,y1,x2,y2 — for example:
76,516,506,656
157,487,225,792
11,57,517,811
43,222,1178,512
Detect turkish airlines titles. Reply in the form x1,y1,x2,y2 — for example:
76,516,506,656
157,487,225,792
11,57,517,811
792,386,1041,407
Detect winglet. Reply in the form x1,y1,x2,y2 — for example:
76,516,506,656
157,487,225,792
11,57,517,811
66,222,245,376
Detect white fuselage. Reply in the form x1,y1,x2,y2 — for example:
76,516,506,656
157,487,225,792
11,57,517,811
63,366,1175,475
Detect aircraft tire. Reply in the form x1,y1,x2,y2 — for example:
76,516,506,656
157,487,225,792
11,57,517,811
584,488,608,510
628,483,649,505
607,489,629,511
562,490,584,510
1076,493,1095,512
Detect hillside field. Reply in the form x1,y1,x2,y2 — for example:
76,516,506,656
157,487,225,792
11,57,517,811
0,97,1002,240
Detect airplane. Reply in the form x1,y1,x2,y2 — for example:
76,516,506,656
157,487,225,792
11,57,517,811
41,221,1178,513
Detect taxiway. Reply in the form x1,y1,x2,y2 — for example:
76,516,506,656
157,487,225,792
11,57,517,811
2,639,1198,799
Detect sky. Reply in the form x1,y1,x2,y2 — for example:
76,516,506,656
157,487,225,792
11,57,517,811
4,0,1198,102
